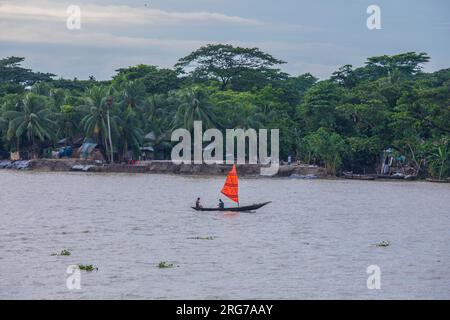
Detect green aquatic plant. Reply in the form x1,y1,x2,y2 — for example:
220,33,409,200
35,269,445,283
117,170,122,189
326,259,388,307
375,240,390,247
78,264,98,272
158,261,175,268
51,249,71,256
188,236,215,240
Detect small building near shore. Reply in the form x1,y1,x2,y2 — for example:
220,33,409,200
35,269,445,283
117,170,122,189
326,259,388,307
139,146,154,161
78,139,105,161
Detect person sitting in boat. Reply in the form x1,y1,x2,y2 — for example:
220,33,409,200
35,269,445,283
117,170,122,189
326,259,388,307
218,199,224,209
195,197,202,209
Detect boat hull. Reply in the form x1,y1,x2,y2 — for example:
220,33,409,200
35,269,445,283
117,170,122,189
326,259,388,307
426,178,450,183
342,173,376,180
192,201,271,212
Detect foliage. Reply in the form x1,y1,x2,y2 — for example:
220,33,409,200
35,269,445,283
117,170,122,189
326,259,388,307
158,261,175,268
77,264,98,271
114,64,182,94
0,50,449,178
3,93,55,154
304,128,347,174
175,44,286,90
51,249,71,256
0,57,54,95
375,240,391,247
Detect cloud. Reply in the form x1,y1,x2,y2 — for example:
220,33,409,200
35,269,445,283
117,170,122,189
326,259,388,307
0,1,262,26
0,24,205,50
0,16,352,79
3,0,445,81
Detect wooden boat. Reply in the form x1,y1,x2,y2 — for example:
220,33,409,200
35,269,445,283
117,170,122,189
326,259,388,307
376,174,405,180
192,164,271,212
426,178,450,183
192,201,272,212
342,172,376,180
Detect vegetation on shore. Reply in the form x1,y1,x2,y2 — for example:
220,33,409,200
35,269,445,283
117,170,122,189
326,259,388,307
0,45,449,178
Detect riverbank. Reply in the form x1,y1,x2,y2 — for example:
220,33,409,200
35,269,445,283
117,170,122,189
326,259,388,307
2,159,449,182
0,158,328,177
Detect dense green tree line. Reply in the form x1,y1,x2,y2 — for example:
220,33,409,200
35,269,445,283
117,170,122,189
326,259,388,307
0,45,449,178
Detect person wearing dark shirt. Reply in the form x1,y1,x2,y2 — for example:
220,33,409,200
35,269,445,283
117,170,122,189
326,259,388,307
218,199,224,209
195,197,202,209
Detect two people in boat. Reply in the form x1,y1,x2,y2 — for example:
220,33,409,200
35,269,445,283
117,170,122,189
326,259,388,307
195,198,224,209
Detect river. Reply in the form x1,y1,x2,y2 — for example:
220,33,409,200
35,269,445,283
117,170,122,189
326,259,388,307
0,171,449,299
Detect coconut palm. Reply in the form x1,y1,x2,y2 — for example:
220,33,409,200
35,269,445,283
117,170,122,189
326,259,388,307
55,104,82,143
117,106,144,160
172,87,215,131
230,102,277,130
79,86,118,158
3,93,55,156
140,94,176,159
117,80,145,110
144,94,176,132
31,82,51,97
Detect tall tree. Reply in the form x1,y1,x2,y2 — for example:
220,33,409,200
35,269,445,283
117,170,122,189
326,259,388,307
331,65,357,88
175,44,286,90
304,127,347,174
4,93,54,155
117,106,144,160
0,57,55,95
354,52,430,82
173,87,215,131
117,80,145,109
79,86,117,157
114,64,182,94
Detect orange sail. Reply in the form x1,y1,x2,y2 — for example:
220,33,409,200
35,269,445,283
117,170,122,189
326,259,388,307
221,164,239,203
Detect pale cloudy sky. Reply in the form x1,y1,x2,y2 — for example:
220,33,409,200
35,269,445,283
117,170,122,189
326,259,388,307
1,0,449,80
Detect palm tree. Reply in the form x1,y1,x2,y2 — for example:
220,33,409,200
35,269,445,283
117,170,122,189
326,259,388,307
4,93,55,156
141,94,176,159
55,104,82,143
79,86,117,160
117,106,144,160
172,87,215,131
228,102,276,130
31,82,51,97
117,80,145,110
144,94,176,132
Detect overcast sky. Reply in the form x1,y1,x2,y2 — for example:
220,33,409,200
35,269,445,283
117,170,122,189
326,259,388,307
1,0,449,80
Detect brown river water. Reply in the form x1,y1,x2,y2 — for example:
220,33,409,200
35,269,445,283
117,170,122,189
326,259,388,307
0,171,449,299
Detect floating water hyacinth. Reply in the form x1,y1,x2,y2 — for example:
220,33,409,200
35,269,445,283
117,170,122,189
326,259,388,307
188,236,215,240
375,240,390,247
158,261,176,268
51,249,71,256
198,236,215,240
77,264,98,272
